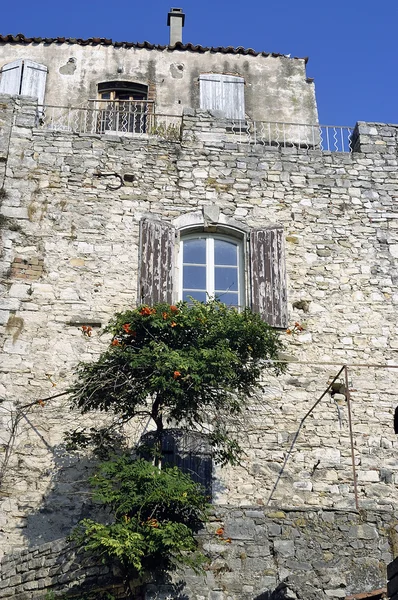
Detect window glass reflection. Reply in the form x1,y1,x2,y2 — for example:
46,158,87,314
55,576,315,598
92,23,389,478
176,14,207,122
183,239,206,264
215,267,238,291
183,266,206,290
215,240,237,266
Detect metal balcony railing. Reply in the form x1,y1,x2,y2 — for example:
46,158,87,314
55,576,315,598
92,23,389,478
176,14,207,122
38,103,354,152
225,120,354,153
40,100,182,140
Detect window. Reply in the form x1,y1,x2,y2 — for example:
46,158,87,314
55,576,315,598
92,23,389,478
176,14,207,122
180,234,244,307
139,216,288,328
0,59,47,107
199,73,245,121
94,81,150,134
139,429,212,496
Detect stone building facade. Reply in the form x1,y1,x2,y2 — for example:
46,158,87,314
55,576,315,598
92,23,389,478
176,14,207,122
0,11,318,128
0,11,398,600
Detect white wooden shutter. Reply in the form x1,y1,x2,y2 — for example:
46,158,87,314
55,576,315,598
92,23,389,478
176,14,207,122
20,60,47,107
139,219,176,305
0,60,23,95
200,74,245,120
200,74,223,113
250,226,288,328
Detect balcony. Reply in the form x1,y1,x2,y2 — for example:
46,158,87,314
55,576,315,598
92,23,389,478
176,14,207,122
41,99,182,140
38,102,353,152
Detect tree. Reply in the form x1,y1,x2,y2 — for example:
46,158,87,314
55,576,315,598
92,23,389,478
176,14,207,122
68,299,284,464
67,299,284,595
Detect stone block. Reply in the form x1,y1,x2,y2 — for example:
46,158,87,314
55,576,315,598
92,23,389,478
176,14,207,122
224,518,256,540
273,539,295,557
8,284,31,299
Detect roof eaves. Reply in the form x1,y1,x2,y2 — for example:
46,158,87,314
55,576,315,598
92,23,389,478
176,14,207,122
0,33,308,61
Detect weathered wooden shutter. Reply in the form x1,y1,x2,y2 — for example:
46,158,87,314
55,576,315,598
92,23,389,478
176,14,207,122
139,219,175,305
0,59,47,107
20,60,47,107
250,226,288,328
199,74,245,120
0,59,23,95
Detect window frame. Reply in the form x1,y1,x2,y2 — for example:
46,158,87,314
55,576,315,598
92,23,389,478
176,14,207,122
93,81,150,135
139,214,288,328
178,229,247,308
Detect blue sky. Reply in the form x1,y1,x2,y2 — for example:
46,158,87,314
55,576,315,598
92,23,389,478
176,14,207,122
2,0,397,126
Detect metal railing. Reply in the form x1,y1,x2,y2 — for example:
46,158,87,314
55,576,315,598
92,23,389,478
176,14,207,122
227,120,354,152
40,101,182,140
38,103,353,152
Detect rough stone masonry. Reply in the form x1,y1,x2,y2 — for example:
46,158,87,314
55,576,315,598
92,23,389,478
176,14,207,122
1,96,398,597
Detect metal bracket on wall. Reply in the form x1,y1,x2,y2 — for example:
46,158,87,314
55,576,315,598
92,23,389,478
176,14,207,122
94,171,124,190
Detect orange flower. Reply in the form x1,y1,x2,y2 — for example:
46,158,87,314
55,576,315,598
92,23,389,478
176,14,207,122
140,306,155,316
171,321,177,328
173,371,181,379
225,538,232,544
286,329,292,335
82,325,92,337
170,305,178,313
111,339,121,347
147,518,159,528
216,527,224,536
162,312,168,320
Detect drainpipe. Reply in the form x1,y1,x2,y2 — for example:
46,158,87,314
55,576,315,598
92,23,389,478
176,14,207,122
167,7,186,45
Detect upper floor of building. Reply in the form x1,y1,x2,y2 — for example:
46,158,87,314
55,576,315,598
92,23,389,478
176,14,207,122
0,8,318,128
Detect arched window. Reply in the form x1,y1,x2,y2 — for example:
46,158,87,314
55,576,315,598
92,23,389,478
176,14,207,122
139,216,288,328
95,81,149,134
180,233,244,307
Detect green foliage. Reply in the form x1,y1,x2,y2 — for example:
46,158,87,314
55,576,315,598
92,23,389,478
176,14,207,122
72,457,209,580
68,300,284,463
149,121,181,141
65,426,125,460
67,300,284,589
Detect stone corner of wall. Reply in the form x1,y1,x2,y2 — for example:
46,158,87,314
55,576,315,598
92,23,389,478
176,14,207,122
351,120,398,154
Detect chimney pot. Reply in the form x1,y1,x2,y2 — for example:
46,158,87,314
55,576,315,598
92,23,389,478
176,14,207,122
167,7,185,46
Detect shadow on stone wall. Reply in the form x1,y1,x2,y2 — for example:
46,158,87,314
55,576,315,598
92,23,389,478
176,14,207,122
22,429,214,548
22,444,103,547
254,578,328,600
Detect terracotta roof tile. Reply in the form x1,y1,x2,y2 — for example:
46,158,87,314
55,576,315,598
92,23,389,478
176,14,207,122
0,34,308,62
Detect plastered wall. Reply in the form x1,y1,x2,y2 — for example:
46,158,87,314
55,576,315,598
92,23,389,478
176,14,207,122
0,42,318,124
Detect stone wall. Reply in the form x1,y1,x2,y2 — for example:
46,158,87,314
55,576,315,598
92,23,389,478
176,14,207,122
0,538,123,600
1,97,398,561
0,507,394,600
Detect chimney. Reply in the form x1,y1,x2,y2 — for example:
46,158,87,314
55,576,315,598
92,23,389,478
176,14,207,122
167,7,185,45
